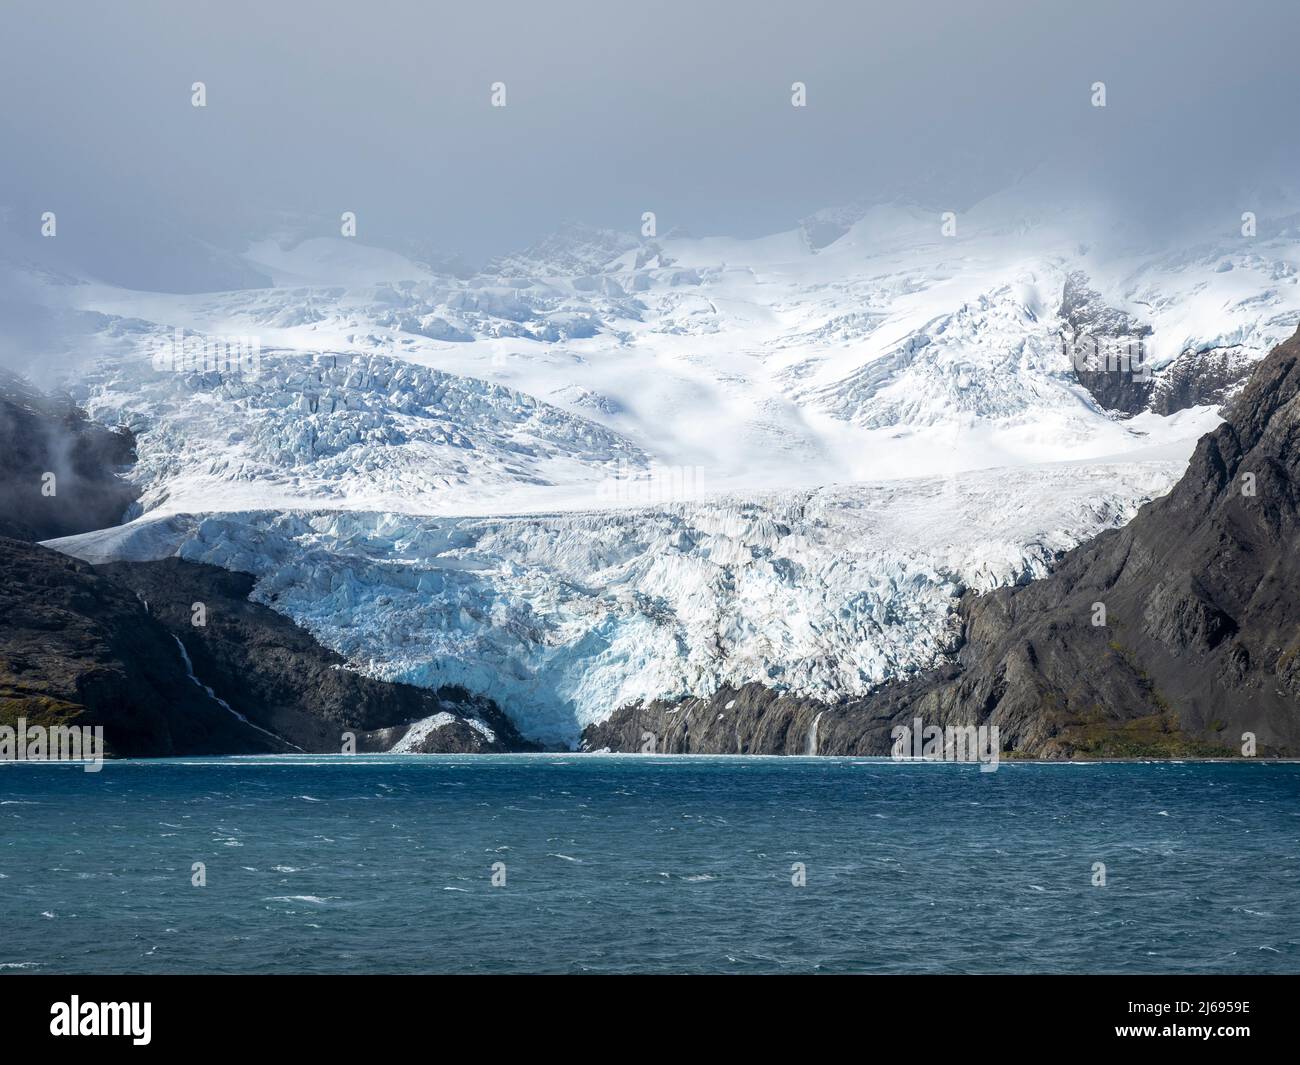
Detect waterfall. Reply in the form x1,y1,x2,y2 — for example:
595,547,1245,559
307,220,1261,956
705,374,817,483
805,710,826,756
172,636,300,750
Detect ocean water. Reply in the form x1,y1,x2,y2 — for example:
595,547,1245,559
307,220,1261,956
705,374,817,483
1,755,1297,975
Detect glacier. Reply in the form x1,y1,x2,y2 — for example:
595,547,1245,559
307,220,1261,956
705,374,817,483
27,178,1300,745
52,463,1178,747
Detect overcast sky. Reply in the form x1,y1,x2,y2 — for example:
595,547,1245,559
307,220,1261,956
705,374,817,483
2,0,1298,286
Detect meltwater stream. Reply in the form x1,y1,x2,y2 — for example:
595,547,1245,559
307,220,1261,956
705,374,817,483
1,756,1297,974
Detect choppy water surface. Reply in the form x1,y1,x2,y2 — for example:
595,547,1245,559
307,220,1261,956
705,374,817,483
2,756,1297,974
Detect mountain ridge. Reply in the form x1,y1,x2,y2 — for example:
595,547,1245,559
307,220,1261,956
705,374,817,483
582,325,1300,757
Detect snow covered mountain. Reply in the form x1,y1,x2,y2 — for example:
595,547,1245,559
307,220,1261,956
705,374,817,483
26,177,1300,745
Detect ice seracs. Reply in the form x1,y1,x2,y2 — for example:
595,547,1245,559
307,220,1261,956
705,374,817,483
29,179,1300,746
76,349,647,517
51,461,1178,747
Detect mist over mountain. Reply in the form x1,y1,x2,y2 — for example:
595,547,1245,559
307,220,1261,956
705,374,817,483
3,0,1300,290
22,183,1296,748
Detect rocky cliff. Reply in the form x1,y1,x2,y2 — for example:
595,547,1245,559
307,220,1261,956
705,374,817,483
1059,272,1255,417
97,555,532,753
584,326,1300,758
0,536,533,756
0,536,280,756
0,374,533,756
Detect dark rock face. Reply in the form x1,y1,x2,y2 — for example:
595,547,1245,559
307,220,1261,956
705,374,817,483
1059,271,1151,344
0,372,534,756
922,325,1300,756
581,671,962,757
585,327,1300,758
1149,345,1255,416
0,370,139,540
1059,271,1154,416
1058,273,1255,417
96,557,532,754
0,537,278,756
0,538,535,755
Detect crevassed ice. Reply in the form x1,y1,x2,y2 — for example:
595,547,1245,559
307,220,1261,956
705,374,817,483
43,193,1300,747
84,462,1179,748
78,350,648,516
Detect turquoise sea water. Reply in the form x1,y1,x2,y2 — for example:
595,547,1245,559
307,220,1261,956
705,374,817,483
1,756,1297,974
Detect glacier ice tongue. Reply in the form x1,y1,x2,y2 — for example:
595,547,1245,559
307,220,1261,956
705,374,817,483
58,462,1179,748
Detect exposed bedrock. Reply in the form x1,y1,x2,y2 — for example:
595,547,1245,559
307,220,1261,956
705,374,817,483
585,326,1300,758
